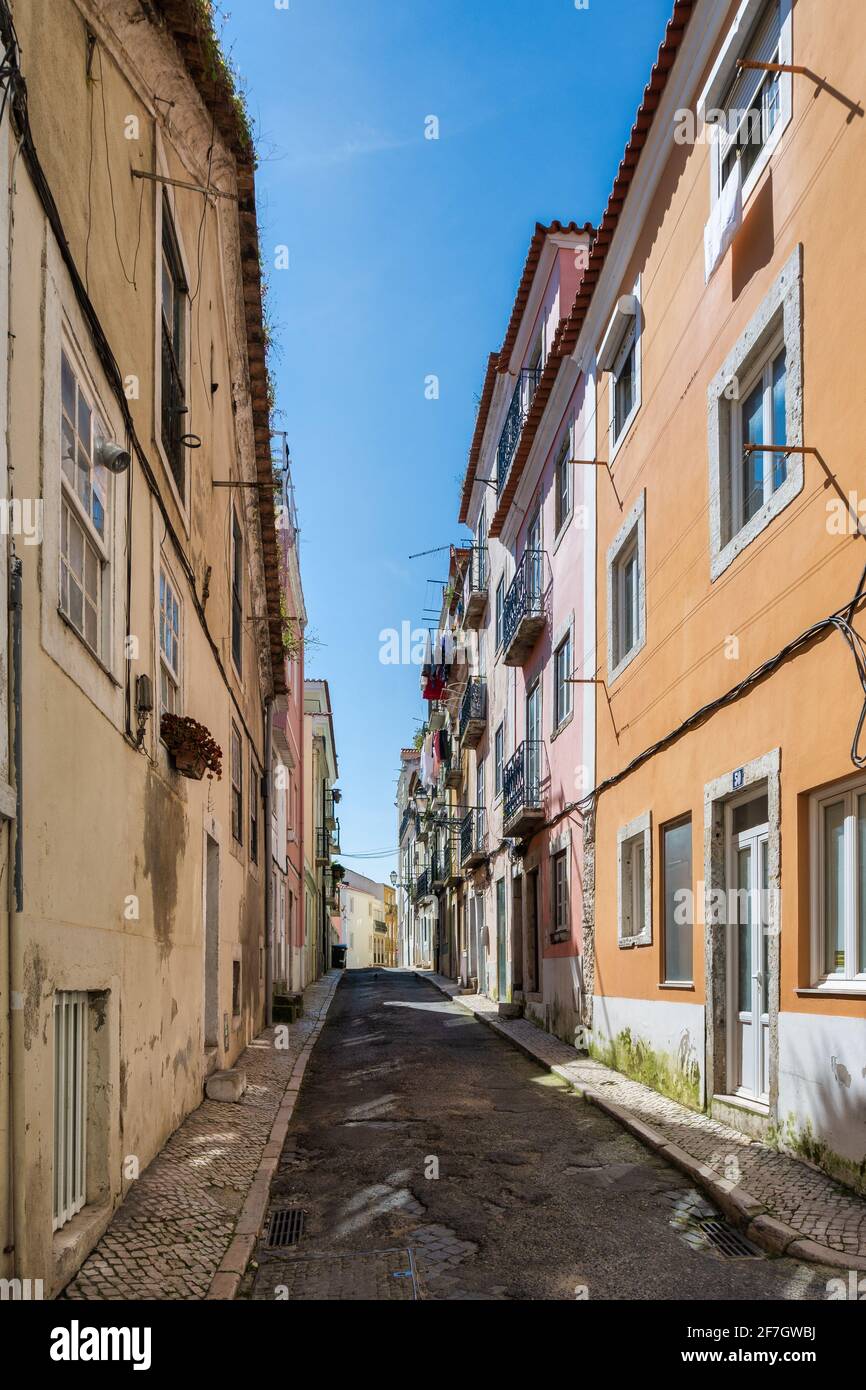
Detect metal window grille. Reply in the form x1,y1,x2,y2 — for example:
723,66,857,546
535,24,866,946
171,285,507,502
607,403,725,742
53,991,88,1231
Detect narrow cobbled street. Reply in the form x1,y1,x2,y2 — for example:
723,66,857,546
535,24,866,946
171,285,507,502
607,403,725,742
246,971,835,1301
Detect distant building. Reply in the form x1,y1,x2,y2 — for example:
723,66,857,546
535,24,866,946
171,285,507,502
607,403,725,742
340,870,389,969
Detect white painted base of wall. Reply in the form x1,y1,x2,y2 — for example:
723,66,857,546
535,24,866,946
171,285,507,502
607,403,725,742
591,994,706,1105
523,956,582,1046
778,1010,866,1169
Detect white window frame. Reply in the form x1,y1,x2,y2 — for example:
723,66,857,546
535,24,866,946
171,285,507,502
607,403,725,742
602,278,641,462
158,560,182,719
617,811,652,948
606,490,646,684
700,0,793,214
708,245,803,580
810,774,866,992
495,577,505,652
494,722,504,801
53,990,89,1231
59,344,112,660
730,329,787,536
554,433,572,540
553,628,573,732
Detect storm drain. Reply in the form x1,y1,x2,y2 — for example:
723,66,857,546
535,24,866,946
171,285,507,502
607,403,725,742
252,1248,419,1300
665,1189,762,1260
698,1217,761,1259
266,1207,305,1249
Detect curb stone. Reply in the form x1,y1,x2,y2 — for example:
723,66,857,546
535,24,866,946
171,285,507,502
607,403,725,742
418,970,866,1273
205,970,343,1299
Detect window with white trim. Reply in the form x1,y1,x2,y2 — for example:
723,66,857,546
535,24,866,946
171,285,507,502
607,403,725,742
494,723,504,799
612,322,638,446
732,333,787,537
159,566,181,716
554,435,571,535
53,990,89,1231
718,0,783,195
708,247,802,578
812,780,866,986
618,812,651,947
495,577,504,651
60,350,109,656
600,284,641,456
554,631,572,730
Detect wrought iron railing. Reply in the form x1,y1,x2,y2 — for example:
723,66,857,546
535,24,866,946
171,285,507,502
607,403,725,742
430,850,441,885
497,366,542,495
415,868,430,901
460,807,487,866
467,544,488,596
503,549,544,653
503,741,543,825
458,677,486,740
316,827,331,861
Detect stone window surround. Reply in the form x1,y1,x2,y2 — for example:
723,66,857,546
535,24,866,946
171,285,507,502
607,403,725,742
707,244,803,581
606,489,647,685
617,810,652,948
703,747,781,1113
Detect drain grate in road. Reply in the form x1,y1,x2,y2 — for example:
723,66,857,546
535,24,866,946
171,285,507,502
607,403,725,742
698,1217,761,1260
252,1248,419,1300
266,1207,305,1249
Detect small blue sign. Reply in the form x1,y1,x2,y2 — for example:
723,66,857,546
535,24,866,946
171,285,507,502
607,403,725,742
732,768,745,790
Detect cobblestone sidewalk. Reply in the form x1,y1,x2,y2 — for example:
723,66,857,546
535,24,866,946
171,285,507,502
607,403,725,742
422,972,866,1269
63,971,341,1301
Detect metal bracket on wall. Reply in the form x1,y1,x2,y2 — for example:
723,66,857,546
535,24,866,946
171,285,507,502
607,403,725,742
131,168,238,201
736,60,864,122
569,457,623,510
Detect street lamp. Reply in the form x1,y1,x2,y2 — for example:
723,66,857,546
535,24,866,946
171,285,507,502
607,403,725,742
390,870,398,887
415,788,429,816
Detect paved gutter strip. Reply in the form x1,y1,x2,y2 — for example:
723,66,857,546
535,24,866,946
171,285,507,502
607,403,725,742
419,971,866,1272
206,970,343,1300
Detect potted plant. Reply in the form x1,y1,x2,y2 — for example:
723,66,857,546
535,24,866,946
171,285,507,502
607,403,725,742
160,713,223,781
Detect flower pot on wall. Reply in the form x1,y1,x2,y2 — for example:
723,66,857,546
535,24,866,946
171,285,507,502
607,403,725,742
172,745,208,780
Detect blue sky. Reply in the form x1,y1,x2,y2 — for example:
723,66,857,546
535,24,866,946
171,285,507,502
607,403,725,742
222,0,674,882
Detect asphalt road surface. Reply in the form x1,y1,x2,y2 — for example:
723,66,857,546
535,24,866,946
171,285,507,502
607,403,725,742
249,969,837,1301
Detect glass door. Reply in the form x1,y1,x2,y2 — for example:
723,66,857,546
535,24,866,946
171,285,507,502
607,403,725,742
526,682,541,804
727,794,770,1103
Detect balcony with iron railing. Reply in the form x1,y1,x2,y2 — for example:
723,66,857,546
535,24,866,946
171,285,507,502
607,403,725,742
458,677,487,750
496,366,542,496
415,868,431,902
503,741,545,839
462,545,489,630
324,789,337,828
460,807,488,869
316,820,341,864
430,849,445,889
502,548,546,666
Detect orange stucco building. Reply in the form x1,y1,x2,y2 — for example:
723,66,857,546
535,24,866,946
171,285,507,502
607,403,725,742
575,0,865,1184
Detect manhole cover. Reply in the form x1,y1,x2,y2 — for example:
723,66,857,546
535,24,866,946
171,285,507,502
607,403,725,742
266,1207,305,1249
252,1248,419,1300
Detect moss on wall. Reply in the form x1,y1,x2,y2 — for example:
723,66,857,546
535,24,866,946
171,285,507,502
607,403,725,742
769,1113,866,1195
590,1027,702,1111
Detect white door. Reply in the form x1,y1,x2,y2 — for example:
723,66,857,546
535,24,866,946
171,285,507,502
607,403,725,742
727,793,770,1103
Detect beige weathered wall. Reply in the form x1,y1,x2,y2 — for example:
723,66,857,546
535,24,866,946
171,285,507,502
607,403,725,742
4,0,273,1293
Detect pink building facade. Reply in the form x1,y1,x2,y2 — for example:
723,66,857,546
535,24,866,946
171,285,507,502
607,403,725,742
457,222,596,1044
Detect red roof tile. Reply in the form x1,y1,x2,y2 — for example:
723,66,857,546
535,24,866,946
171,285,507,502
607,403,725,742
488,0,695,539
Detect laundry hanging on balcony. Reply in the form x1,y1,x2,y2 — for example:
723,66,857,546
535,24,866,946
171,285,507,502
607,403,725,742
421,667,447,700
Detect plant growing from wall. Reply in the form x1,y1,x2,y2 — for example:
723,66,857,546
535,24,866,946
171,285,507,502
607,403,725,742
160,713,223,780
